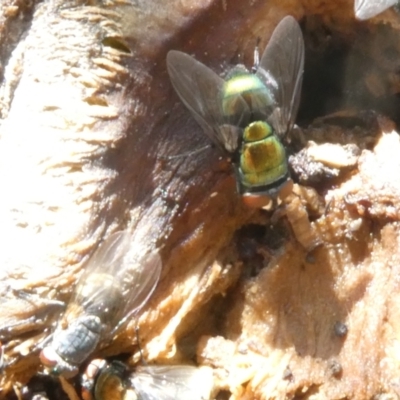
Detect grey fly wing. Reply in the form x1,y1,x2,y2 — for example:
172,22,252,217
109,246,162,336
64,230,161,338
256,16,304,137
131,365,213,400
167,50,246,153
354,0,396,19
66,230,133,311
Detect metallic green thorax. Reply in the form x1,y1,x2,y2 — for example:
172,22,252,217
237,121,288,192
222,68,274,121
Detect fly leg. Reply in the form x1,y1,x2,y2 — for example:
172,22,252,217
0,290,65,340
0,290,65,370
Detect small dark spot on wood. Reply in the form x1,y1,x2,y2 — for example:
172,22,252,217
334,321,348,338
283,366,294,382
328,359,343,378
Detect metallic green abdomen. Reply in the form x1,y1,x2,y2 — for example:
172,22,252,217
238,121,288,188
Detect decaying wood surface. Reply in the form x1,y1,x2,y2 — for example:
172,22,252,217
1,0,400,399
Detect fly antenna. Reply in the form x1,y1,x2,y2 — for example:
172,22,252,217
252,37,261,73
135,326,148,366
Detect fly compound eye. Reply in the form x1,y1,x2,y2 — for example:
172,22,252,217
82,358,108,399
40,346,79,378
85,358,108,381
81,388,93,400
40,347,58,367
242,193,273,209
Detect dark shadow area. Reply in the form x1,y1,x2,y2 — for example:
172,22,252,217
298,16,400,128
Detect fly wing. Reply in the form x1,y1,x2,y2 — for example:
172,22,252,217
64,230,161,338
354,0,396,19
256,16,304,137
167,50,248,153
107,233,162,336
131,365,214,400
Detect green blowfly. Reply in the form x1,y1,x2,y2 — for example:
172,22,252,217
167,16,305,208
